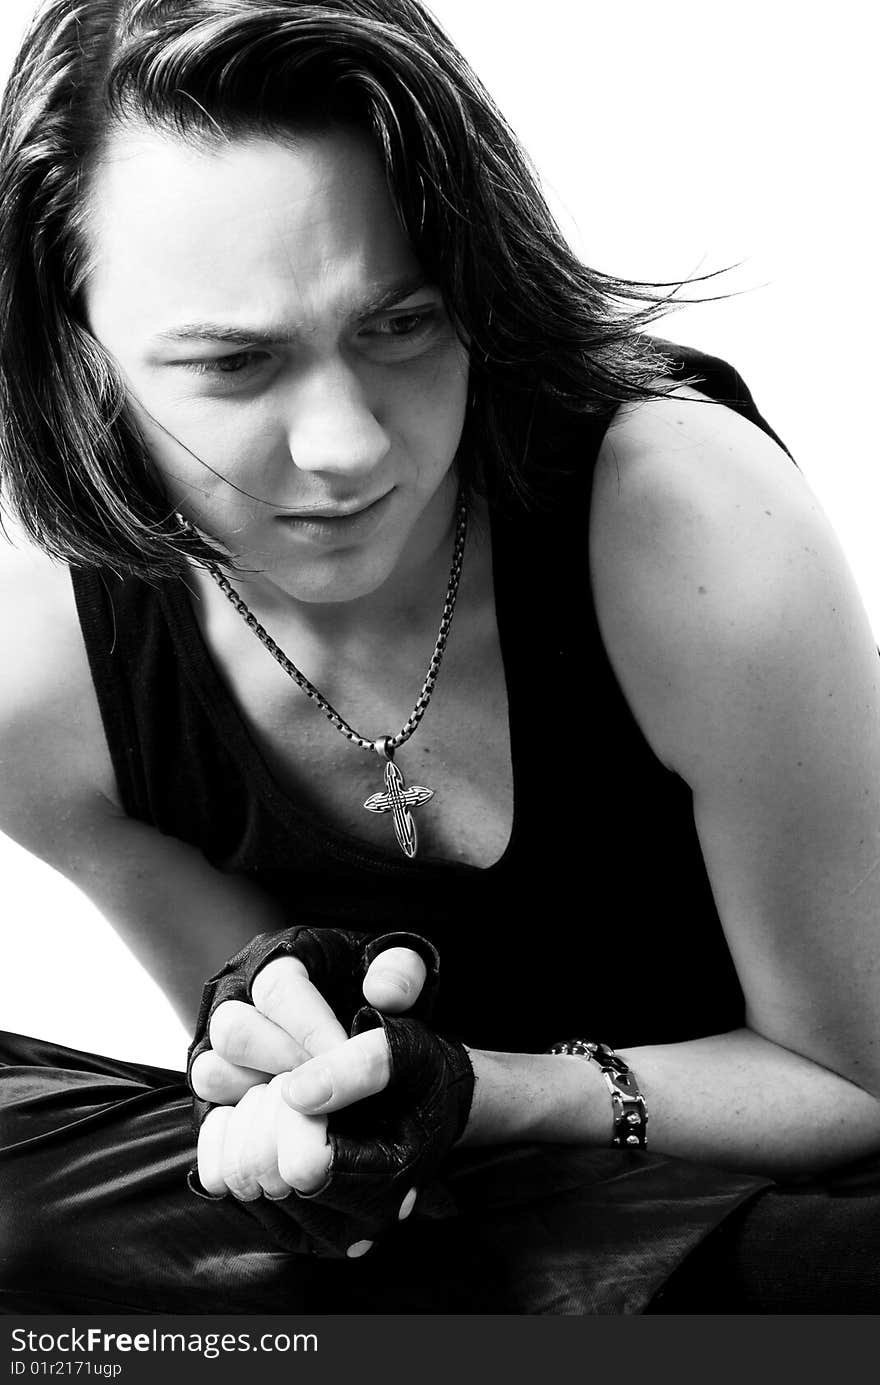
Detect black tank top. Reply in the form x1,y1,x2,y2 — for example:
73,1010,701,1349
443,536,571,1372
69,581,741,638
71,343,791,1054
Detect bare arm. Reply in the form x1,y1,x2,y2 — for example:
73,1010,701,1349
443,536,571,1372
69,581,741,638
456,390,880,1175
457,1029,880,1176
15,801,291,1030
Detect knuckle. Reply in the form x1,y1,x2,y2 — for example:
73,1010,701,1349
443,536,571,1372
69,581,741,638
250,1151,283,1189
200,1104,229,1143
266,1072,295,1105
225,1173,261,1202
190,1052,226,1102
276,1137,331,1194
345,1042,375,1089
363,948,427,1010
208,1000,246,1053
373,945,424,974
209,1002,263,1067
252,956,309,1013
276,1152,326,1194
246,1144,278,1183
196,1107,231,1192
298,1018,344,1055
260,1182,292,1201
221,1101,269,1201
355,1030,390,1091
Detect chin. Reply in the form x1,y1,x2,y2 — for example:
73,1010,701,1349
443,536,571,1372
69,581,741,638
264,550,402,606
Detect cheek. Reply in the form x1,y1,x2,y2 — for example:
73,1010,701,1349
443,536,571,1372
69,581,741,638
128,392,282,503
389,345,469,461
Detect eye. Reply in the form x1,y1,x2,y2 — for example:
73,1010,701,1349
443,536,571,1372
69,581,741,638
366,310,436,337
185,350,267,377
356,305,448,358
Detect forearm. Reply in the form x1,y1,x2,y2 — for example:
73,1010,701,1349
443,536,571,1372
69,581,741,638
36,808,288,1030
460,1028,880,1177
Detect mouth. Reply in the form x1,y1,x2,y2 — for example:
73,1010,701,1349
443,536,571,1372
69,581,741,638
274,488,395,545
278,491,392,521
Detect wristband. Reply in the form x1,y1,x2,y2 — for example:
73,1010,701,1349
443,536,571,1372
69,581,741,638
546,1039,648,1149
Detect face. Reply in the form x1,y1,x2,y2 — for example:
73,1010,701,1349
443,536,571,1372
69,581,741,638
83,125,469,604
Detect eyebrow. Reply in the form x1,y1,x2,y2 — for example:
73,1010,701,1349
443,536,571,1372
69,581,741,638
150,275,435,347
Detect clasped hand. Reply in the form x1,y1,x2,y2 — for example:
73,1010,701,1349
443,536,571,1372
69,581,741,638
191,943,427,1199
187,927,474,1256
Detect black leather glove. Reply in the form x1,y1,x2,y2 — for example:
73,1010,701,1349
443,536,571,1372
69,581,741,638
186,926,440,1132
189,1006,475,1259
303,1005,475,1223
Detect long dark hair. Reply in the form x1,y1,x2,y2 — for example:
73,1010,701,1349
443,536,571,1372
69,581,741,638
0,0,682,579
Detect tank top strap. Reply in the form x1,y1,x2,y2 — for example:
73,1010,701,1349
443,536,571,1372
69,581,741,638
70,566,155,822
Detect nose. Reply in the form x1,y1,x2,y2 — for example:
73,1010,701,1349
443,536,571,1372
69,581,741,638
285,358,391,478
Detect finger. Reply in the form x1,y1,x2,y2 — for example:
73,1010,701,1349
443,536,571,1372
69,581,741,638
209,999,312,1074
251,956,348,1056
190,1049,269,1105
240,1076,293,1201
275,1099,332,1195
281,1027,390,1115
362,946,427,1014
221,1082,301,1202
197,1104,234,1197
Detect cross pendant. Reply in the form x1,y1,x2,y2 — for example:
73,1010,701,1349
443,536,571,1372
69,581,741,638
363,747,434,859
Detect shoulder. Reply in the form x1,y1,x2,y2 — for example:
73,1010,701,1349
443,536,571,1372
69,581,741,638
588,386,878,782
0,528,120,848
589,385,815,600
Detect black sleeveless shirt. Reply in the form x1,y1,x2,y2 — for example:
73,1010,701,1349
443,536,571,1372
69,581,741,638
71,343,791,1055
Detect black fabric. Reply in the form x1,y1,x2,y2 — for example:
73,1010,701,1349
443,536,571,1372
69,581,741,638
645,1156,880,1313
5,1033,880,1314
0,1031,769,1314
69,340,783,1058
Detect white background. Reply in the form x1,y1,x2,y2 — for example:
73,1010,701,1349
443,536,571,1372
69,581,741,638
0,0,877,1066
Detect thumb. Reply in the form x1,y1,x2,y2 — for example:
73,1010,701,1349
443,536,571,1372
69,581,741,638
362,946,427,1014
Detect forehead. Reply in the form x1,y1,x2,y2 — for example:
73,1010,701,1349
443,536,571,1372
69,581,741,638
83,125,422,345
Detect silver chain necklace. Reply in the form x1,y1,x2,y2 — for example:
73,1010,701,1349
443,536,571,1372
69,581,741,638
202,491,468,859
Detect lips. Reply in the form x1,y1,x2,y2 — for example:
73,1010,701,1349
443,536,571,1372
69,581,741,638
278,492,390,520
273,488,395,547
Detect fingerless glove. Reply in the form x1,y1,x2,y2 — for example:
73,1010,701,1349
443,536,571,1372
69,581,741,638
186,925,440,1132
188,995,473,1259
298,1005,474,1222
228,1007,474,1258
